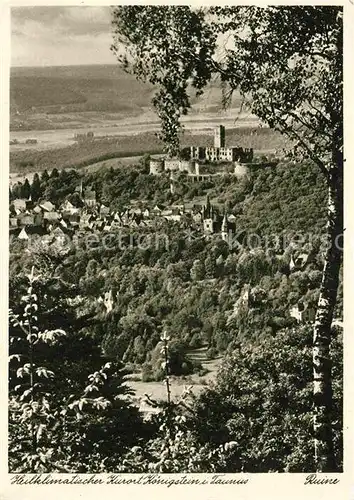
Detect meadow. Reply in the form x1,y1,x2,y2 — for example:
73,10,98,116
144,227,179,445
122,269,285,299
126,347,221,409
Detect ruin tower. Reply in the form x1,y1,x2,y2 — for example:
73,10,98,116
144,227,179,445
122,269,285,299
214,125,225,148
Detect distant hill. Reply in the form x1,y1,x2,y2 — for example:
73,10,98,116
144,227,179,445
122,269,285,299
10,65,155,115
10,64,249,129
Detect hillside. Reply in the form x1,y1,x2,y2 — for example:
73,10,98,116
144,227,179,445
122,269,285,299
9,155,342,472
9,159,334,362
10,65,154,114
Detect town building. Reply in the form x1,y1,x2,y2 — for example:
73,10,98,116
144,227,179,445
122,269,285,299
60,200,79,214
190,147,206,161
18,228,29,240
40,201,55,212
43,211,60,222
13,199,28,212
84,189,97,208
149,159,165,175
290,303,316,323
18,214,35,226
100,204,110,217
10,217,19,228
289,253,312,271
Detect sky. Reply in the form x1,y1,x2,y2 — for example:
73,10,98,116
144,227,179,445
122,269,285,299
11,6,117,67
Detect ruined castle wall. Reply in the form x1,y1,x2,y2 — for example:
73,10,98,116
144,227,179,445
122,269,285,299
179,160,195,173
150,160,165,175
164,159,180,171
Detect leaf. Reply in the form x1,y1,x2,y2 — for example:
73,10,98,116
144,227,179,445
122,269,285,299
78,399,86,411
36,423,46,442
84,385,92,394
224,441,238,451
9,354,21,363
20,388,33,401
36,367,53,378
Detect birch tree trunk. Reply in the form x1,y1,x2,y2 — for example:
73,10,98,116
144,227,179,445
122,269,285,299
313,160,343,472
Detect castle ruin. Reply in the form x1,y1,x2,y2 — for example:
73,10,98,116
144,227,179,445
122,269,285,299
149,125,253,176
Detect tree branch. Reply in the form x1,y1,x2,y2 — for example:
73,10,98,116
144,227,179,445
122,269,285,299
273,113,329,178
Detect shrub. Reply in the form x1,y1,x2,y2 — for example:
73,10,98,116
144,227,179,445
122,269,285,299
141,362,155,382
192,325,343,472
145,341,200,381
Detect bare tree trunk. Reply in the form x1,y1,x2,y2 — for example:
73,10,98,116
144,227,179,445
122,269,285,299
313,162,343,472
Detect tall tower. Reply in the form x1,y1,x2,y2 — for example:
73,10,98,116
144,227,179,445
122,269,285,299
214,125,225,148
221,214,228,242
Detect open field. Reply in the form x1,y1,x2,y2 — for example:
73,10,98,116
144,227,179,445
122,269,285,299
126,347,221,407
9,114,259,152
10,127,290,176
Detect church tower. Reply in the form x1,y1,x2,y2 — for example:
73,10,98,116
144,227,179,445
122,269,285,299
203,195,215,234
221,214,228,242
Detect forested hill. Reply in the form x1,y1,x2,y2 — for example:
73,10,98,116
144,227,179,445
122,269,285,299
237,161,327,235
9,159,335,379
79,158,327,237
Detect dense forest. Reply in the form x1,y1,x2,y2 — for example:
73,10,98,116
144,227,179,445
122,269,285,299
9,158,343,472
